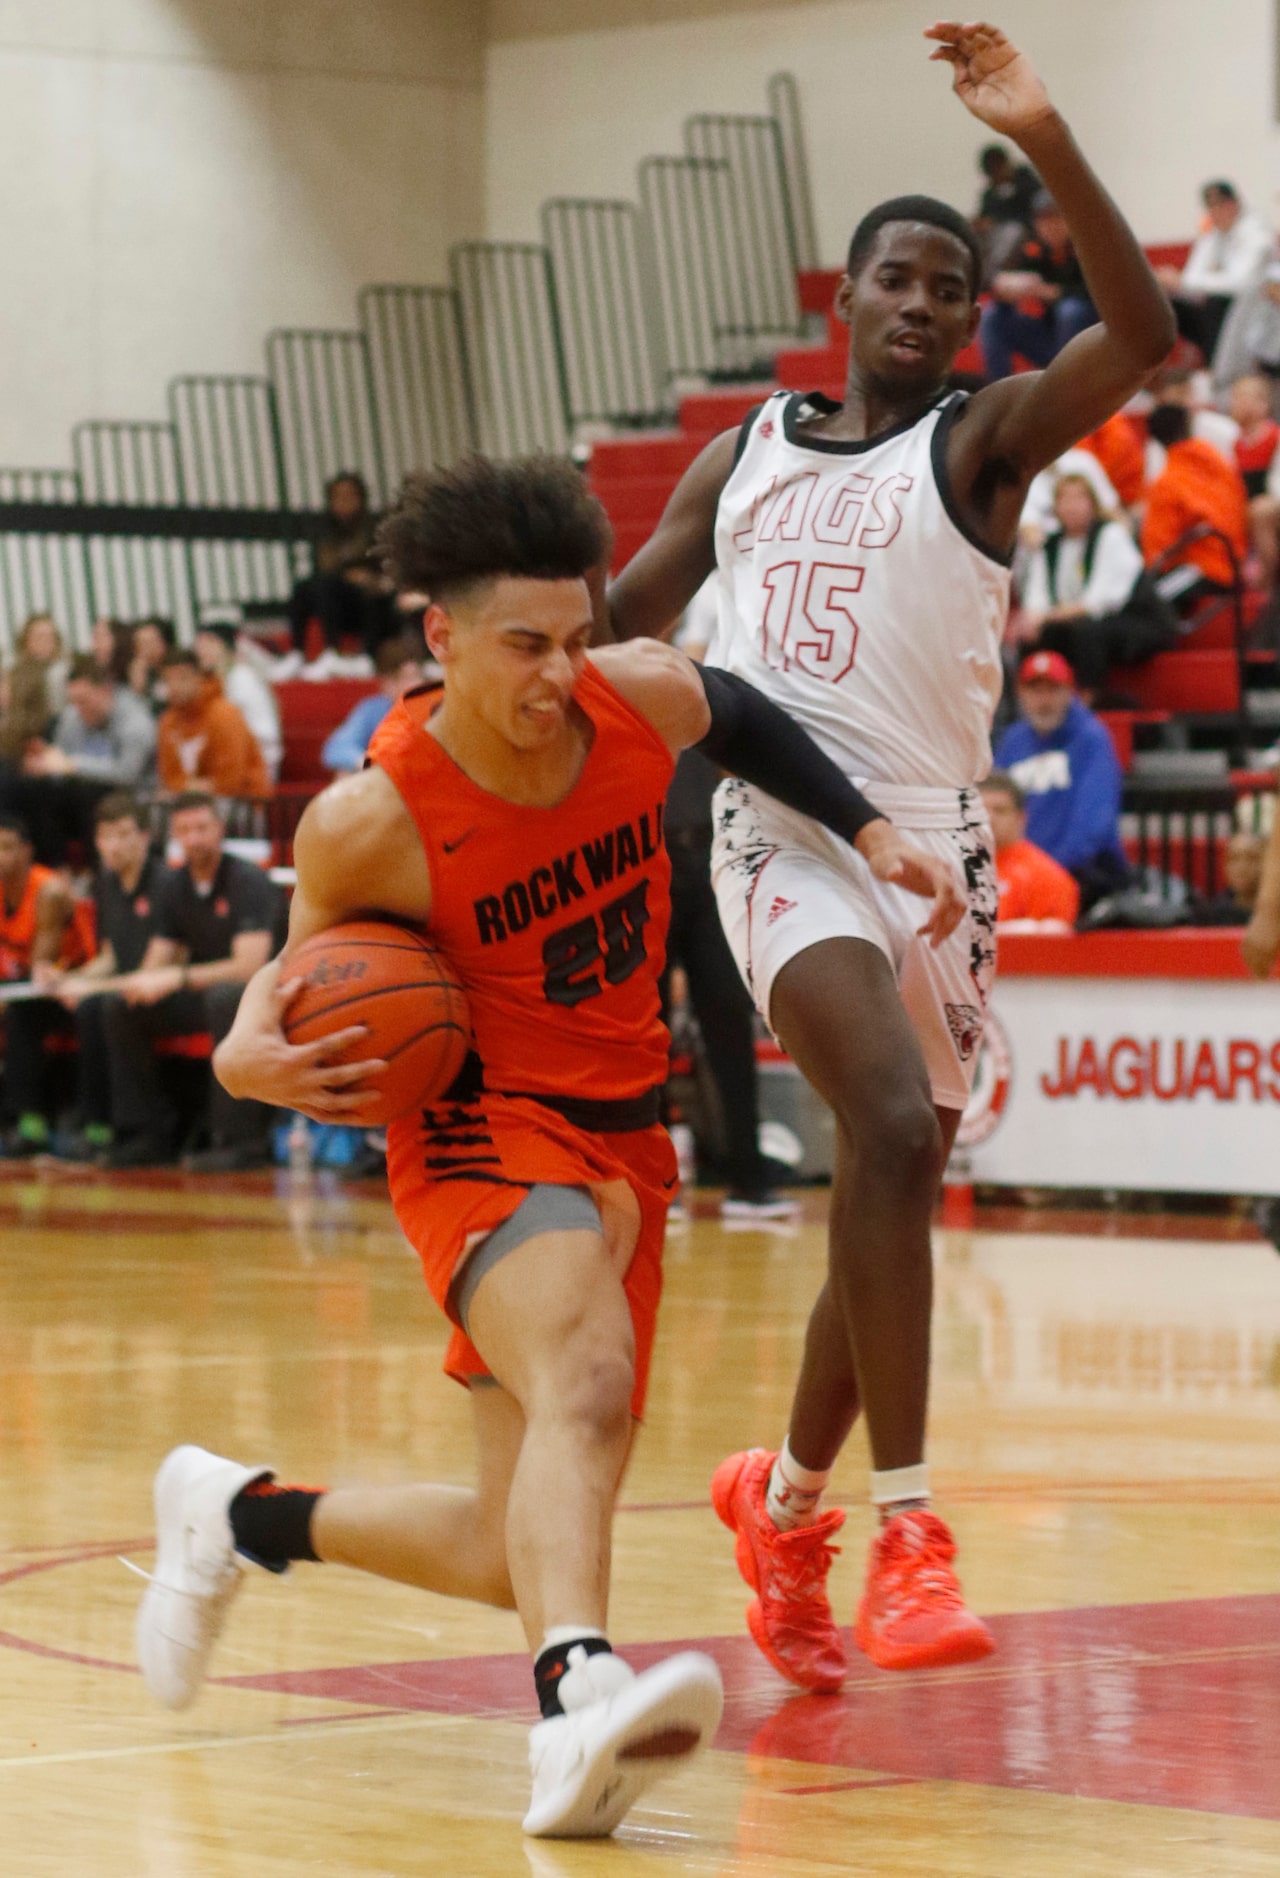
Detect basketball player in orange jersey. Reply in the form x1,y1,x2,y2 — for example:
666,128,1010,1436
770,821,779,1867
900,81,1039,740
131,457,963,1838
606,20,1176,1692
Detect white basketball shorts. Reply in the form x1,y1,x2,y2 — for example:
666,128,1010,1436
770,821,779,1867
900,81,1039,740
710,778,998,1112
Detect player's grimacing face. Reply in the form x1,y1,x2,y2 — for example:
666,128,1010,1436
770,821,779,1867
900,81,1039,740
436,577,594,750
840,224,979,389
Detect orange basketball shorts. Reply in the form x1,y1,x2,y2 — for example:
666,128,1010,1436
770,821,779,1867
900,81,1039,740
386,1090,678,1419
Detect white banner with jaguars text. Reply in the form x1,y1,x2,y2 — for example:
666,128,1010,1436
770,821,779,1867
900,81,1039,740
956,975,1280,1196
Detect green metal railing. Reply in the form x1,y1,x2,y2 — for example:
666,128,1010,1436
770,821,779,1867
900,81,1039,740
767,73,820,273
450,243,571,457
266,329,386,509
0,469,92,656
360,284,476,488
683,114,802,347
169,375,304,615
541,200,671,428
0,72,822,647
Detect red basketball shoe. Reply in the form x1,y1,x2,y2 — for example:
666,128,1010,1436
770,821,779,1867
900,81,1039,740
711,1448,847,1693
854,1507,994,1670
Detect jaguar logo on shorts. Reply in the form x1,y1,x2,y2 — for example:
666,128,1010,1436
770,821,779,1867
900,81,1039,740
945,1001,985,1062
766,894,798,927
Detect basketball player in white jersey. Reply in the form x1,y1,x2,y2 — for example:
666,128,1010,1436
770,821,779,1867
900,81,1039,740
605,20,1175,1689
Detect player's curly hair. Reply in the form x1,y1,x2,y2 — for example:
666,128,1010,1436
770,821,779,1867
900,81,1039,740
847,194,982,298
378,455,610,603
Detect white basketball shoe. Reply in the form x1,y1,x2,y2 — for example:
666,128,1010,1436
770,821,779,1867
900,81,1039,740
522,1646,724,1838
135,1444,275,1710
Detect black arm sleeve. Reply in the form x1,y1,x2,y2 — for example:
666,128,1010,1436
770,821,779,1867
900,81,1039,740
695,665,886,846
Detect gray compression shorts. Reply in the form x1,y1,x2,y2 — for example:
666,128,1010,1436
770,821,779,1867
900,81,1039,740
447,1182,603,1343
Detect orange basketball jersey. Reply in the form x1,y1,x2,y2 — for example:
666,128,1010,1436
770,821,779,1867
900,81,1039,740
369,659,675,1105
0,864,59,980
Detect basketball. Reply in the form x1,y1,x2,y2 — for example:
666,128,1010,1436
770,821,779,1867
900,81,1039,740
282,921,471,1125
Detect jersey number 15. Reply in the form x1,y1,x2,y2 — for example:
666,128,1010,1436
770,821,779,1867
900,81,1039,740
761,562,863,682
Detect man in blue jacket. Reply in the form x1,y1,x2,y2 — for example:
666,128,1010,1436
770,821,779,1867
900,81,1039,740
993,650,1128,908
321,636,426,775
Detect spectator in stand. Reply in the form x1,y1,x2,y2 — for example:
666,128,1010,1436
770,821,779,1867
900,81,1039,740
994,650,1129,910
973,142,1040,273
128,616,175,716
0,656,54,771
1155,182,1274,365
5,613,68,735
1227,372,1280,587
1077,412,1147,511
1141,403,1250,608
0,654,157,864
321,634,425,775
1019,447,1120,548
979,771,1080,929
156,650,270,800
1019,474,1175,696
0,811,77,1154
194,623,282,784
94,792,286,1170
286,471,394,667
89,617,133,686
0,812,73,985
1231,373,1280,495
1243,796,1280,979
1143,366,1239,484
1194,830,1267,927
39,792,167,1162
979,190,1097,380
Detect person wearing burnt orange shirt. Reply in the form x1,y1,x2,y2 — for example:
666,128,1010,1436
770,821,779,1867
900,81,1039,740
980,771,1080,928
155,650,270,800
128,456,963,1840
1141,402,1250,598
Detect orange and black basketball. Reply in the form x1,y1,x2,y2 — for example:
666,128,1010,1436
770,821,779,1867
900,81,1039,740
282,921,471,1125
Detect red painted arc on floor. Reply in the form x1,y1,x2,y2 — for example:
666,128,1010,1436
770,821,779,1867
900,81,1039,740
223,1595,1280,1822
2,1541,1277,1821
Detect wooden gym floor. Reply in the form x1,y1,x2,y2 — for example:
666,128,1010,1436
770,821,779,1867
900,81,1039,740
0,1161,1277,1875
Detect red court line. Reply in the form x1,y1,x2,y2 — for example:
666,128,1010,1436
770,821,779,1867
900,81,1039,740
6,1545,1280,1820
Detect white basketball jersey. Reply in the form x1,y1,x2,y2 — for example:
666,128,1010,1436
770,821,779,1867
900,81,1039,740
707,390,1011,789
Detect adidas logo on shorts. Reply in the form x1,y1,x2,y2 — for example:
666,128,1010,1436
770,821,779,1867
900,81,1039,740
766,895,798,927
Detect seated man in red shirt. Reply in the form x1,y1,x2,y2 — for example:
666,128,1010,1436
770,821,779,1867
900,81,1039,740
979,771,1080,930
1141,402,1250,608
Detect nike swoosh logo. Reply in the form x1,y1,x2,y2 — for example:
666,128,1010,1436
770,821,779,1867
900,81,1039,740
442,828,479,854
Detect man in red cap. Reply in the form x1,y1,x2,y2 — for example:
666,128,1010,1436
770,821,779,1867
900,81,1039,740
992,650,1129,909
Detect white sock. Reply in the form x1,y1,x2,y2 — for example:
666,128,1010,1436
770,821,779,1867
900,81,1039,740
870,1463,931,1521
766,1438,832,1532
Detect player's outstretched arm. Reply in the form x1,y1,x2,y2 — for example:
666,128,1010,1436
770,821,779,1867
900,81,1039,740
604,430,739,642
595,641,966,945
215,769,429,1119
928,22,1175,493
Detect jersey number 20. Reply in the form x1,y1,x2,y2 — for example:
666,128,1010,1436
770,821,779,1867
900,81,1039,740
761,562,863,682
542,881,651,1007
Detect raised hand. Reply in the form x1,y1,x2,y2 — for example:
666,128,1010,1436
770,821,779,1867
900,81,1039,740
924,20,1054,138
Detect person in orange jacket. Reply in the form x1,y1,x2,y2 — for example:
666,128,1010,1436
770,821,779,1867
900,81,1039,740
1079,411,1146,509
155,651,270,799
1141,402,1249,596
979,771,1080,928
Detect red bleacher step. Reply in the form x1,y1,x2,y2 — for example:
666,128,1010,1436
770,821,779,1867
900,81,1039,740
1111,650,1240,715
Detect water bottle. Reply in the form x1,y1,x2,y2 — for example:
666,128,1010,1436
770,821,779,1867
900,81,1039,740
287,1113,313,1176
